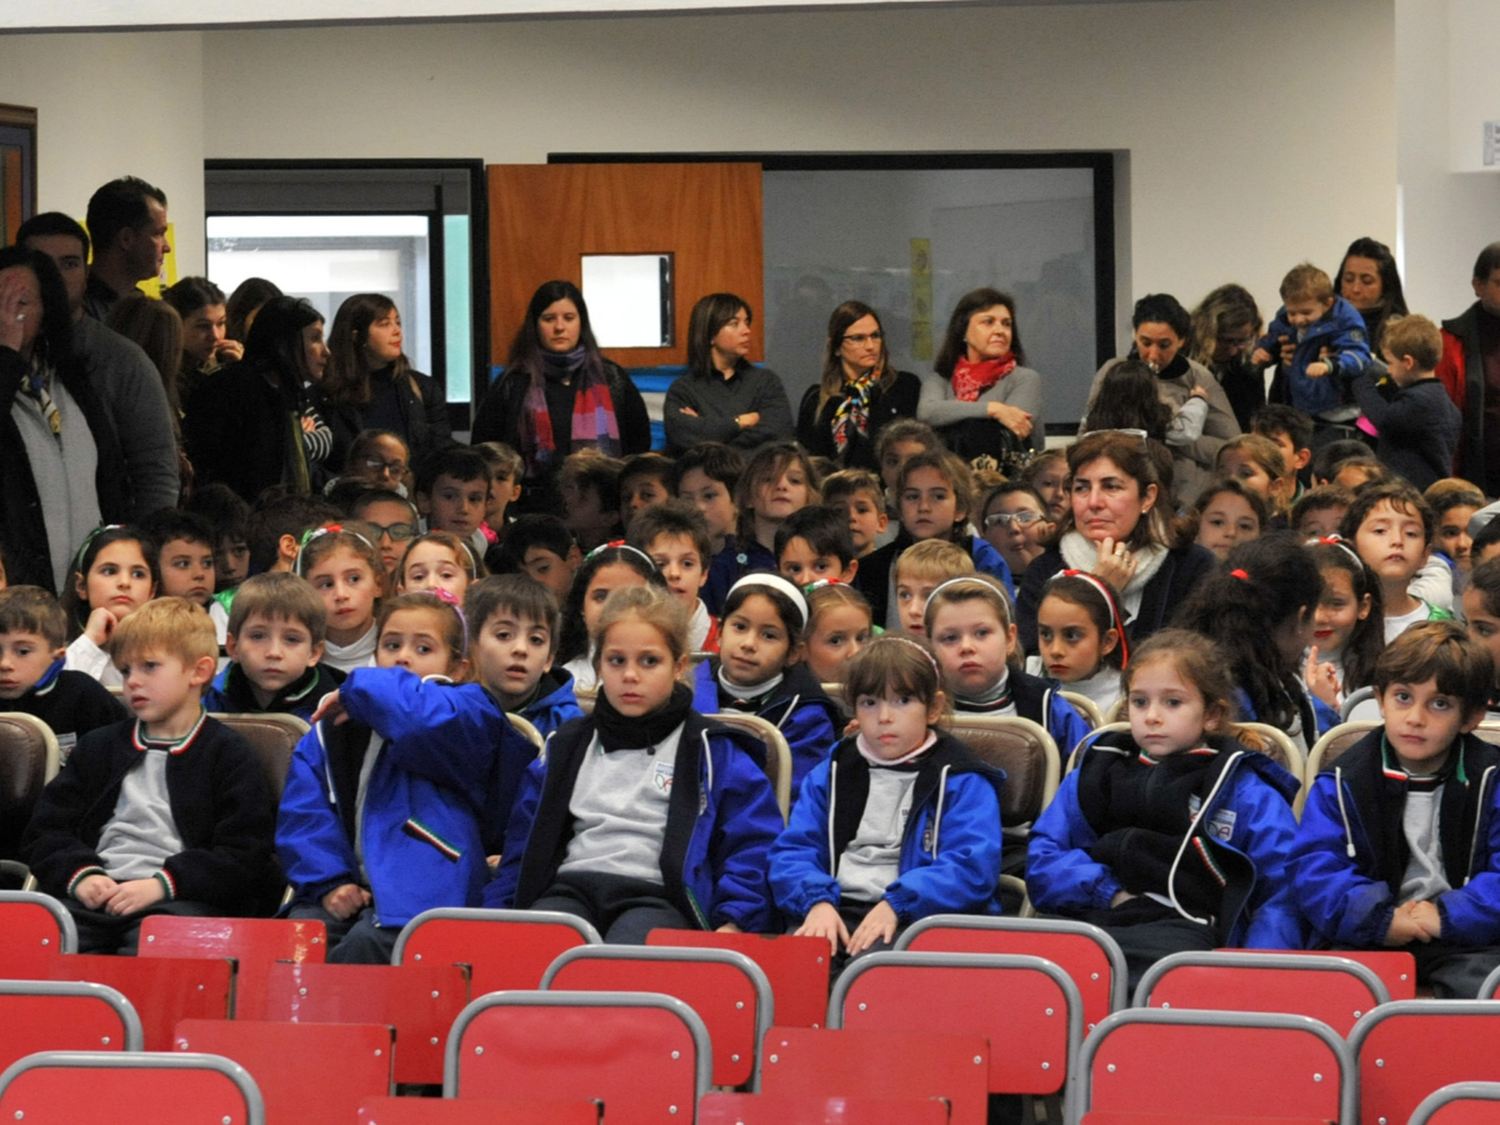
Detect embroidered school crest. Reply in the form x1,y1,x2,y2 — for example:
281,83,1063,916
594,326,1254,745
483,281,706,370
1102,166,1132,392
652,760,674,795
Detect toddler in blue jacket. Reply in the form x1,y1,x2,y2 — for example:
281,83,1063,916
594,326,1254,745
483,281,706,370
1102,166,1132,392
1290,621,1500,997
1253,263,1372,422
770,635,1005,968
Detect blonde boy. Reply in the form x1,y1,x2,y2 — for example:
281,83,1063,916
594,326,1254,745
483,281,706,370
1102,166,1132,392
205,572,339,720
893,539,975,637
23,598,281,953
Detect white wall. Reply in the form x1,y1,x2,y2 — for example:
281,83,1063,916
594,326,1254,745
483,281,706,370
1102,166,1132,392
197,0,1396,341
0,31,206,273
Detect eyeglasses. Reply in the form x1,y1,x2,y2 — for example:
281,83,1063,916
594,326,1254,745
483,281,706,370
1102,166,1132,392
842,332,883,345
984,510,1045,530
353,520,416,542
363,457,409,477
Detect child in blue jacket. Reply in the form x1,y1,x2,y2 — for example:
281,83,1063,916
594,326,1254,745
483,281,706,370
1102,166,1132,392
463,573,583,741
489,585,781,941
1290,621,1500,997
690,574,842,803
1253,263,1372,423
277,591,536,963
770,636,1005,967
1028,629,1302,991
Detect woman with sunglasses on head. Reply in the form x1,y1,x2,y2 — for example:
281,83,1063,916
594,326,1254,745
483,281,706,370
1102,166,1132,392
1190,284,1266,432
797,301,921,472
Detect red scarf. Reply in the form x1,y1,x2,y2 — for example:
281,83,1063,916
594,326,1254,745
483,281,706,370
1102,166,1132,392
952,354,1017,402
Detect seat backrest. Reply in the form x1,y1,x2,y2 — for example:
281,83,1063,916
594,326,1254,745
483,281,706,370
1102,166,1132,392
446,991,710,1125
1298,720,1381,816
1080,1009,1352,1123
829,951,1080,1097
1351,1002,1500,1125
210,712,310,802
43,953,233,1052
707,711,792,823
760,1026,990,1125
1216,947,1416,1002
1058,690,1105,732
699,1092,949,1124
943,715,1059,827
0,980,142,1072
1236,721,1306,781
1476,723,1500,752
646,928,830,1029
0,1050,264,1125
174,1019,392,1125
357,1096,602,1124
575,688,596,715
0,890,76,969
896,914,1126,1034
544,945,773,1089
392,907,598,996
1134,951,1388,1037
507,712,544,749
0,712,59,858
138,916,328,1017
1409,1081,1500,1125
251,960,467,1085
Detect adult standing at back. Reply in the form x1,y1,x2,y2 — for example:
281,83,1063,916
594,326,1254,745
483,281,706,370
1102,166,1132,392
80,176,170,323
1190,284,1264,432
663,292,792,454
318,293,452,474
1087,293,1239,509
918,287,1042,464
17,212,179,520
796,300,920,471
471,279,650,513
1337,237,1408,355
164,277,243,405
1436,241,1500,495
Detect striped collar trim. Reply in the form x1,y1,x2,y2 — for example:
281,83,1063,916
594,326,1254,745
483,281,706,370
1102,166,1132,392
1380,732,1464,784
31,657,66,696
1136,745,1218,766
132,709,208,754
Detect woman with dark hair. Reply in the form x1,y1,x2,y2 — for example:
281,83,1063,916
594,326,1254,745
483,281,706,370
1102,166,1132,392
471,279,650,514
918,287,1043,463
1190,283,1266,431
1336,237,1408,353
662,292,792,454
796,301,921,471
164,276,240,403
0,247,128,593
1086,292,1240,509
1015,429,1215,654
224,277,282,344
318,293,451,473
184,296,331,502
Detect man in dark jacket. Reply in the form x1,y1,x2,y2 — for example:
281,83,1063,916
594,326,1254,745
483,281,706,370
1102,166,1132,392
1435,242,1500,493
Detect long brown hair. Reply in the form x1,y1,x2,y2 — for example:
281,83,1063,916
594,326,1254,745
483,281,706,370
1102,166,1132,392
323,293,412,406
818,301,895,412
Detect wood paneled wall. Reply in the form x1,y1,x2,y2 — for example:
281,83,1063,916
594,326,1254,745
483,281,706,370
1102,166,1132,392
487,162,763,369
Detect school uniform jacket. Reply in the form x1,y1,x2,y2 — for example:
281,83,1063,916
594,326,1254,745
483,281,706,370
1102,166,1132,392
202,661,345,723
1289,729,1500,948
768,731,1007,921
691,659,842,803
23,715,282,912
518,669,585,742
1027,729,1303,948
276,667,537,928
959,669,1092,762
488,710,782,932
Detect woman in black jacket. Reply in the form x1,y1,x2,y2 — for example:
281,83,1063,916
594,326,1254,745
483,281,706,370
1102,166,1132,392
471,280,650,514
318,293,451,474
0,246,128,594
796,301,921,472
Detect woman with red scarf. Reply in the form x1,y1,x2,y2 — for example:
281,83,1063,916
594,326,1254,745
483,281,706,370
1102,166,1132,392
471,280,651,515
918,288,1043,463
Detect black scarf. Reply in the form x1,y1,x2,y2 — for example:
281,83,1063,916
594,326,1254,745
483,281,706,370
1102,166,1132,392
593,681,694,752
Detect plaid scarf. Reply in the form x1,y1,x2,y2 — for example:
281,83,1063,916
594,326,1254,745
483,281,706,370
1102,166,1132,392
831,368,877,452
521,347,621,472
20,359,61,439
952,353,1017,402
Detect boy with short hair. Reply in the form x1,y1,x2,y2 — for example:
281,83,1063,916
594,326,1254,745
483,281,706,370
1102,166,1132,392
629,500,719,652
415,446,493,561
1341,482,1453,641
1290,621,1500,997
1351,313,1462,491
465,573,583,737
203,572,341,720
674,442,748,616
558,449,625,554
1292,484,1355,540
775,505,858,588
1309,439,1375,488
0,586,125,764
893,539,975,637
619,453,676,532
141,510,217,609
492,514,580,606
23,597,282,953
187,483,252,592
1251,403,1314,496
821,469,889,560
245,494,345,577
1253,263,1372,424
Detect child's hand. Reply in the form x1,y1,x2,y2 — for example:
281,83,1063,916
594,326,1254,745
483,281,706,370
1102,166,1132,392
1409,900,1442,939
795,901,850,957
846,900,899,955
842,717,860,738
74,873,119,909
310,690,347,726
1306,361,1331,378
83,606,119,648
1305,646,1341,710
1384,901,1428,946
1188,385,1209,401
1250,347,1272,367
300,415,317,434
321,883,372,920
678,406,700,417
716,921,743,934
1278,336,1297,366
1092,537,1137,593
105,877,165,916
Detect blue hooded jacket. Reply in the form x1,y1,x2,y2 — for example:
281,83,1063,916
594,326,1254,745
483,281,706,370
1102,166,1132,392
517,668,585,741
1260,294,1372,417
769,731,1006,921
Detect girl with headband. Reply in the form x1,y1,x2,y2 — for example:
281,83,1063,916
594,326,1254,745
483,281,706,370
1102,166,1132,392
1304,537,1383,712
554,541,666,693
1028,570,1129,715
770,633,1007,967
297,525,385,674
690,572,842,803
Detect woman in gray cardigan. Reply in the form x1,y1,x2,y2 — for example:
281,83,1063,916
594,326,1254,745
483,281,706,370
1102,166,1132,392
918,287,1044,462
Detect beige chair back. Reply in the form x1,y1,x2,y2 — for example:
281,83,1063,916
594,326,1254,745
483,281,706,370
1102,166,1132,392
210,713,311,804
1059,690,1106,732
945,715,1060,831
1296,720,1380,817
0,713,60,861
575,687,597,716
706,711,793,825
507,713,544,750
